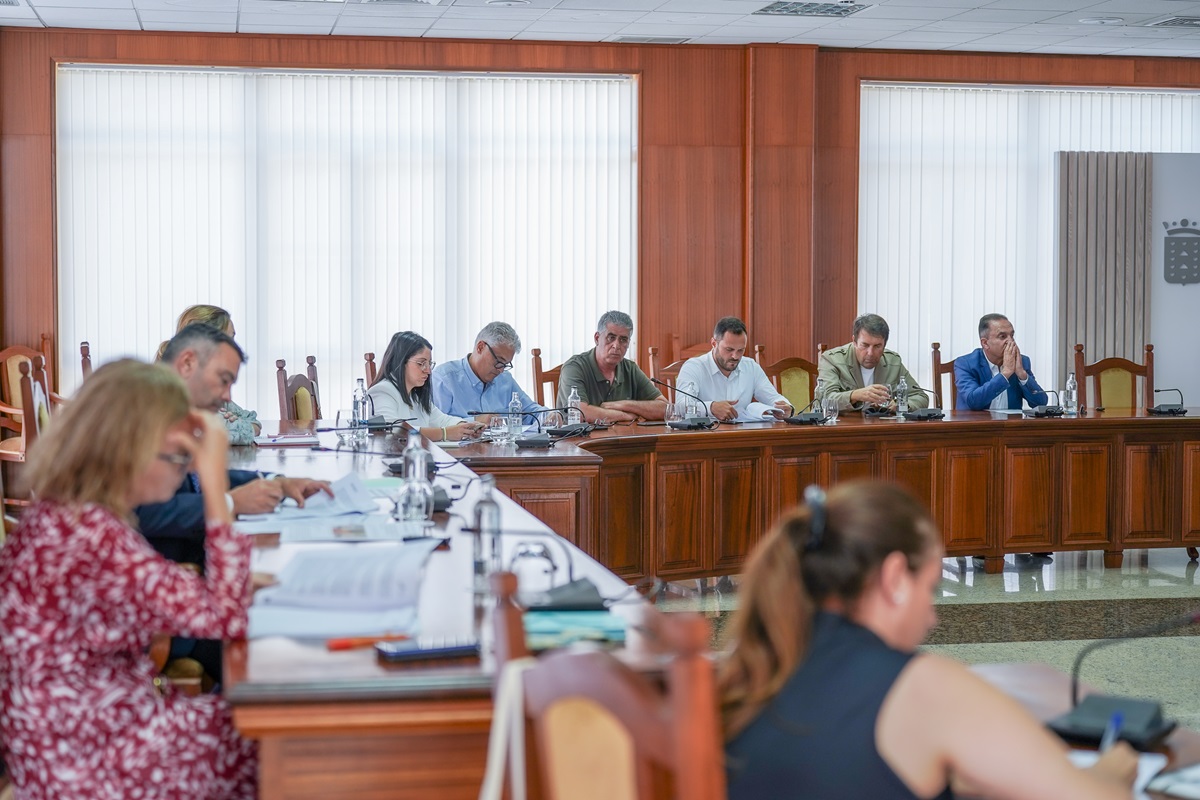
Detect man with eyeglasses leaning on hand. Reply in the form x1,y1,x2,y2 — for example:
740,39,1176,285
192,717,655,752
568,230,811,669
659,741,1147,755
432,321,548,423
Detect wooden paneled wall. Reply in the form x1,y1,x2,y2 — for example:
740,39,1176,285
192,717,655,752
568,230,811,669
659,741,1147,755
3,29,1200,372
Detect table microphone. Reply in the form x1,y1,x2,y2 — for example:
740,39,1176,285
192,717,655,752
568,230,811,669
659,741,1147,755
649,378,718,430
784,396,825,425
1025,389,1064,418
1149,388,1188,416
902,385,945,421
1047,609,1197,749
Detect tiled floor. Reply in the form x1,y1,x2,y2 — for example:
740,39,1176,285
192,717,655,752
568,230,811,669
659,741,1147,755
662,548,1200,730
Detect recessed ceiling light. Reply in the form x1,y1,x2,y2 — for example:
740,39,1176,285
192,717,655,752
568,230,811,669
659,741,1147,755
486,0,531,5
1079,17,1124,25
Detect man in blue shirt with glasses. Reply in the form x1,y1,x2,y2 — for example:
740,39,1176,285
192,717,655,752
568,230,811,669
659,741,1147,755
432,321,547,423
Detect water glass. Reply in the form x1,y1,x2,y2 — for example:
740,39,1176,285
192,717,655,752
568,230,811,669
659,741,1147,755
488,415,510,444
665,402,684,423
543,410,564,429
335,409,356,444
823,396,840,425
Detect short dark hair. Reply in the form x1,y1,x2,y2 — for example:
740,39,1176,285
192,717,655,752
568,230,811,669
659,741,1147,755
852,313,889,343
373,330,435,414
978,313,1010,338
596,310,634,335
713,316,748,339
160,322,245,366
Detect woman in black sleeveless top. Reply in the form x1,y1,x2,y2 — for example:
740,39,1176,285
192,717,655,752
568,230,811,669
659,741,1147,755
720,481,1136,800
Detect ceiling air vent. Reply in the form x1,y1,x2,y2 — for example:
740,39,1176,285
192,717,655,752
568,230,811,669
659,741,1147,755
0,0,22,6
753,2,870,17
1143,16,1200,28
612,36,692,44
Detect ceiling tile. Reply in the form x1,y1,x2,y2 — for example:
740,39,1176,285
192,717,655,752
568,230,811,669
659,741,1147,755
430,16,530,30
237,22,336,33
239,0,343,14
514,30,614,40
334,16,432,30
0,16,44,25
134,0,239,8
982,0,1105,9
656,0,771,13
36,7,139,22
339,4,445,16
30,0,133,8
554,0,670,9
441,6,547,20
916,20,1023,32
788,34,880,45
858,5,962,20
615,21,722,35
1086,0,1200,12
539,8,645,23
723,13,832,27
948,8,1066,21
239,11,341,23
876,0,986,6
138,10,239,23
878,31,983,43
143,20,239,31
522,19,628,33
0,5,39,18
422,27,515,37
450,0,561,6
823,17,927,31
635,11,752,25
331,25,426,36
704,24,807,39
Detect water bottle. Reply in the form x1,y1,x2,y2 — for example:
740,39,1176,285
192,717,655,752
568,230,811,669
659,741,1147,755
394,429,434,524
506,391,523,441
352,378,370,442
472,474,502,591
681,381,700,418
567,386,583,425
1064,372,1079,416
814,376,829,419
896,375,909,417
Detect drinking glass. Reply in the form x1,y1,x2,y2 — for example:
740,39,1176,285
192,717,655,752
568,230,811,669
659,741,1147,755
823,396,840,425
543,410,564,429
665,402,684,423
488,415,510,444
335,409,356,444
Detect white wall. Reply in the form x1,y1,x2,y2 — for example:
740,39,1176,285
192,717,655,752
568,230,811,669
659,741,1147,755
1151,154,1200,408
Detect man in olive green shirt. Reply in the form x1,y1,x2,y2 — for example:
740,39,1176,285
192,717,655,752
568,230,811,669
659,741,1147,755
556,311,666,423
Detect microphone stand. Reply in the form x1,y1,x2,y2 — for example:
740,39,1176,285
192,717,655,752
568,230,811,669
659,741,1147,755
648,378,718,430
785,395,826,425
1026,389,1064,418
1149,388,1188,416
903,385,944,421
1048,610,1196,749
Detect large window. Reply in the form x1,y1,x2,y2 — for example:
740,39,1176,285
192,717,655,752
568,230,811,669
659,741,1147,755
56,65,637,413
858,83,1200,393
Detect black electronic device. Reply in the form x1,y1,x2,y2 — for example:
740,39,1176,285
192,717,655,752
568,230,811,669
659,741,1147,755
375,638,481,663
385,459,439,483
515,432,553,449
784,412,825,425
545,422,590,438
523,577,608,612
1047,609,1196,750
1149,388,1188,416
1025,405,1065,418
904,408,945,421
667,418,718,430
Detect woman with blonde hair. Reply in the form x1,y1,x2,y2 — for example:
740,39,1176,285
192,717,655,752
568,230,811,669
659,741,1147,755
721,480,1136,800
158,303,260,444
0,360,256,798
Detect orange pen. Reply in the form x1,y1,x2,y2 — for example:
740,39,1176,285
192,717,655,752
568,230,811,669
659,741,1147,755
326,633,411,651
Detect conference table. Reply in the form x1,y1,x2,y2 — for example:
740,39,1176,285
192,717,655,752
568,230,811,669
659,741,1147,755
224,423,1200,799
224,429,641,799
448,408,1200,577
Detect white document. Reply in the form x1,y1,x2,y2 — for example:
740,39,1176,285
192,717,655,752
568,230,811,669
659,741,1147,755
253,433,320,447
1147,759,1200,798
1069,750,1168,799
254,538,442,611
248,606,418,639
263,515,431,544
240,473,378,522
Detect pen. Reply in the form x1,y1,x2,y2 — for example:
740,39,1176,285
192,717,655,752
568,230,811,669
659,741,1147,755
1099,711,1123,752
326,633,411,651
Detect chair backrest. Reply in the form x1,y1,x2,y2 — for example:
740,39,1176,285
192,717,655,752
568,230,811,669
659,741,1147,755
490,573,726,800
531,348,563,407
669,333,709,365
0,358,48,458
1074,343,1154,410
0,345,45,421
80,341,93,379
364,352,377,385
755,345,820,409
646,346,685,399
276,358,322,421
931,342,958,410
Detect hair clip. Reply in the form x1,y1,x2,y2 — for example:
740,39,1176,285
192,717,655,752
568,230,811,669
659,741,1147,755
803,484,827,552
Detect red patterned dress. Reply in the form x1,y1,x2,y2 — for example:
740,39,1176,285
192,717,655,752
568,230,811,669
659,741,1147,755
0,502,257,798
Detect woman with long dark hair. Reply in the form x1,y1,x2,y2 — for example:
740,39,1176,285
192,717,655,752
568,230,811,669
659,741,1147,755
720,480,1136,800
367,331,483,442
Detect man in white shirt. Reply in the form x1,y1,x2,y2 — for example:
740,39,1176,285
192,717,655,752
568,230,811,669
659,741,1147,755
675,317,793,422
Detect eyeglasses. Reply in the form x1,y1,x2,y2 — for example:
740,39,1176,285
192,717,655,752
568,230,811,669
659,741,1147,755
157,452,193,469
483,342,514,372
409,359,436,372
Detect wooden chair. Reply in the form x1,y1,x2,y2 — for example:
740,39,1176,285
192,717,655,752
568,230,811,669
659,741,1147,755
754,344,820,410
80,341,93,378
668,333,710,365
647,347,686,400
364,352,377,385
531,348,563,407
490,572,726,800
1073,343,1154,410
0,344,61,436
0,359,52,511
931,342,958,410
275,358,322,421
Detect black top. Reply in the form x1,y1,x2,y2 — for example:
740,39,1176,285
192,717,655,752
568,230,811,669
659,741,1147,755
726,611,955,800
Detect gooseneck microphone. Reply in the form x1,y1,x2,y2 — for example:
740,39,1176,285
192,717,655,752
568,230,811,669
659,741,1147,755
648,378,718,430
785,396,826,426
1149,388,1188,416
1048,609,1197,749
903,385,944,421
1026,389,1064,418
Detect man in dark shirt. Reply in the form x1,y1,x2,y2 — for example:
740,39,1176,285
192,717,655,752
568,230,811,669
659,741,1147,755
555,311,665,423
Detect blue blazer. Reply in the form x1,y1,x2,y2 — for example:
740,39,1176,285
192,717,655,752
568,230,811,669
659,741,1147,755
954,348,1048,411
135,469,259,565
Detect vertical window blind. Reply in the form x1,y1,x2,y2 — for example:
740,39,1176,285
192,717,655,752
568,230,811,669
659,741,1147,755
56,65,637,414
858,83,1200,394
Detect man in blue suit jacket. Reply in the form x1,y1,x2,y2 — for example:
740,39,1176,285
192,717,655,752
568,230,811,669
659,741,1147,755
955,314,1049,411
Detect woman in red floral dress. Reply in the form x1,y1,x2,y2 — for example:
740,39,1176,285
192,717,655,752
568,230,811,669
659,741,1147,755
0,359,256,799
